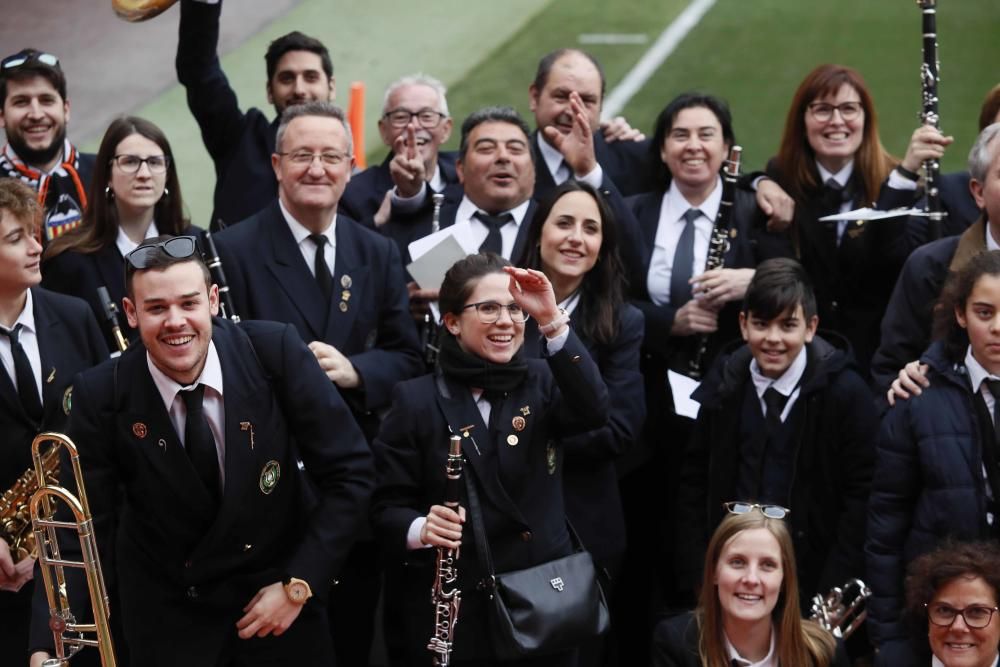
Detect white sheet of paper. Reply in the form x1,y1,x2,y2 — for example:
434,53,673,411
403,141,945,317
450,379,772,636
668,370,701,420
406,233,468,291
408,223,480,262
818,207,923,222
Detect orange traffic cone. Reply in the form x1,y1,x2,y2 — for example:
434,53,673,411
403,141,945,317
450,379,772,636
348,81,366,169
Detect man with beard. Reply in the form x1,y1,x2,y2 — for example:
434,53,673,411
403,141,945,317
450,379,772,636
176,0,335,231
0,49,95,246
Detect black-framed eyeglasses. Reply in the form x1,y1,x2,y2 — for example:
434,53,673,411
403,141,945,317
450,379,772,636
125,236,199,272
806,101,863,122
276,151,350,167
723,501,790,519
382,108,448,129
112,154,170,174
926,603,999,629
461,301,529,324
1,51,60,72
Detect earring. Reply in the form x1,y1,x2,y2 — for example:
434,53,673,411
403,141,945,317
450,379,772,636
105,185,114,200
162,187,170,197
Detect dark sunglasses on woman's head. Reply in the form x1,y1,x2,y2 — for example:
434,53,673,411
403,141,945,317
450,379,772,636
125,236,199,271
723,501,790,519
1,51,60,72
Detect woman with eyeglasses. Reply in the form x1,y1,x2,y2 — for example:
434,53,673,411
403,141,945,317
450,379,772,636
866,251,1000,662
765,63,921,376
516,180,645,667
887,541,1000,667
40,115,191,351
371,252,609,666
652,505,849,667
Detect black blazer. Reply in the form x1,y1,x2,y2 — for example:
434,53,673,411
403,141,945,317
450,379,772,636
371,330,609,662
30,319,373,663
340,151,460,226
214,202,423,424
176,0,279,230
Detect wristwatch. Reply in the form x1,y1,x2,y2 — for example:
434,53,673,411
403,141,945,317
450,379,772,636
283,576,313,604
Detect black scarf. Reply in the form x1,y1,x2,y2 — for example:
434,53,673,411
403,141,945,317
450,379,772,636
437,333,528,394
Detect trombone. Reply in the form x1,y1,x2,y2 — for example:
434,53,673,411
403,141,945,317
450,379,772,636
30,432,116,667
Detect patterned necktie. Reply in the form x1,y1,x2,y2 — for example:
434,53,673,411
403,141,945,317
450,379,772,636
308,233,332,299
475,212,514,256
670,208,702,306
180,384,220,506
0,324,42,423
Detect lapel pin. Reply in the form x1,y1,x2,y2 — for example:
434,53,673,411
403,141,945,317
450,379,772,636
260,460,281,494
240,421,256,450
520,406,530,417
339,302,349,313
459,424,475,438
61,386,73,415
512,416,526,432
158,438,167,452
132,422,148,439
341,274,352,289
547,444,557,475
341,290,351,301
506,434,519,446
46,368,56,383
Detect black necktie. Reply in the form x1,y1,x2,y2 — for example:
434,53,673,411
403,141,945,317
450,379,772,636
475,212,513,256
982,381,1000,502
180,384,220,505
670,208,701,306
763,387,788,433
308,233,332,299
1,324,42,423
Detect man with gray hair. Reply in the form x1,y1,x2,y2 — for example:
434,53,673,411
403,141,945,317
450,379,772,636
872,122,1000,397
340,74,461,226
213,100,422,664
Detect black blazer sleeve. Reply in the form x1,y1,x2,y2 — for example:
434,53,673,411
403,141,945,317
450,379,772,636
651,612,701,667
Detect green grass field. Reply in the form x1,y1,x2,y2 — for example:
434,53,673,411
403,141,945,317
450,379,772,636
121,0,1000,227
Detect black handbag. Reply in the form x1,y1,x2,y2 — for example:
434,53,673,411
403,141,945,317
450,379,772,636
464,470,610,659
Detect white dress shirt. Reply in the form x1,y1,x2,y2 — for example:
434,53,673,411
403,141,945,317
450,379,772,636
0,290,41,399
279,199,336,278
749,345,808,423
454,196,532,260
536,133,604,190
933,656,998,667
724,629,777,667
647,178,722,306
114,221,160,258
147,341,226,488
965,345,1000,524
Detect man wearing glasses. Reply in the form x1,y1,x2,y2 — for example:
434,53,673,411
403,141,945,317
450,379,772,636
0,49,94,245
29,235,373,666
213,100,422,665
176,0,335,231
340,74,461,226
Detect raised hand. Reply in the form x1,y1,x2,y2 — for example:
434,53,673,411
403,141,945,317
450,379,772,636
389,122,426,198
542,91,597,177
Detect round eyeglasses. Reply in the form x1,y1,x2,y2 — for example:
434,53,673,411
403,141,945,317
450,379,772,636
926,603,999,629
806,102,863,123
723,501,790,519
461,301,529,324
383,108,447,129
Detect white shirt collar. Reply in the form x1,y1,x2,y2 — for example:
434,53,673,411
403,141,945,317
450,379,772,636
1,289,35,335
816,159,854,188
663,177,724,229
750,344,808,399
147,340,224,412
115,221,160,258
965,344,1000,395
429,163,444,193
456,195,532,228
279,199,337,248
986,224,1000,252
724,629,777,667
537,133,567,180
559,290,582,316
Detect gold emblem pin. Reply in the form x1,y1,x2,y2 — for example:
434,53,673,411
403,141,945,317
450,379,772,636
729,228,739,239
46,367,56,383
339,302,349,313
132,422,147,439
341,290,351,301
507,434,519,446
520,406,531,416
260,460,281,494
459,424,475,438
61,385,73,415
240,421,256,450
341,275,352,289
512,416,526,432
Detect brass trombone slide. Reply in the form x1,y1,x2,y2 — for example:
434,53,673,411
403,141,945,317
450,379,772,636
30,433,116,667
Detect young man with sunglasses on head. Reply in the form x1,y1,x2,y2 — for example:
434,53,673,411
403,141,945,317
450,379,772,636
0,178,106,661
0,49,95,246
674,258,876,618
28,235,373,666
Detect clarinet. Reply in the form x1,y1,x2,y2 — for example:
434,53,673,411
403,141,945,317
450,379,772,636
918,0,947,240
200,230,241,322
96,286,129,357
427,434,463,666
422,193,446,366
687,145,742,379
431,192,444,233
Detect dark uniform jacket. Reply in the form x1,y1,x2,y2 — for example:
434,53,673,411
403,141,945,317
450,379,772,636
29,318,373,663
340,151,461,226
676,335,876,607
371,330,608,662
866,340,995,647
176,0,279,230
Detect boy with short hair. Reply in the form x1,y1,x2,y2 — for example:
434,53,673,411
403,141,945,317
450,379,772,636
674,258,876,609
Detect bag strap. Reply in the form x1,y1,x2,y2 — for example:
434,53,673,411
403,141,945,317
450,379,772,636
463,467,498,595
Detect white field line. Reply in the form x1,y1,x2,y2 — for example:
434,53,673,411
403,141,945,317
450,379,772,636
601,0,718,119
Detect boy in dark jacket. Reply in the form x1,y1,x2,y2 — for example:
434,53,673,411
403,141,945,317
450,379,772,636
675,258,876,611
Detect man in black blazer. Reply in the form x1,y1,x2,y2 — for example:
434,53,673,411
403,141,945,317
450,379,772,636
0,179,107,661
29,236,373,666
340,74,461,226
175,0,335,230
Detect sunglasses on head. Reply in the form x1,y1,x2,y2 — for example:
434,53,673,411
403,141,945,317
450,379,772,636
723,501,790,519
1,51,60,72
124,236,199,271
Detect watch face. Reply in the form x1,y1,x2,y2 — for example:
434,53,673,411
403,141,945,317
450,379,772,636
288,582,308,603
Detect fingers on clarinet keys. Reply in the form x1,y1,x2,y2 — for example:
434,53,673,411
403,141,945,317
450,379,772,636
423,505,465,549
